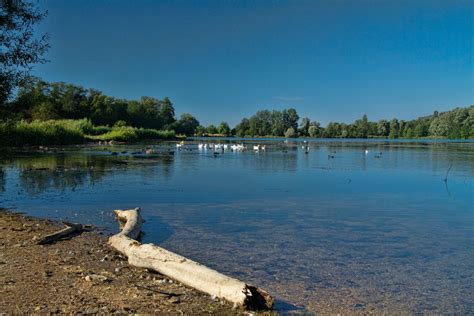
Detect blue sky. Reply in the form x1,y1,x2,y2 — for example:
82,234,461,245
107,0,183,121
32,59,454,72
34,0,472,126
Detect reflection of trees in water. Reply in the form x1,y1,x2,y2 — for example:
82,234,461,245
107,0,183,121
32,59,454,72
236,146,298,173
192,140,474,175
17,154,117,195
131,156,174,180
372,142,474,177
14,153,174,195
256,150,298,172
4,142,473,196
0,167,5,192
302,141,474,177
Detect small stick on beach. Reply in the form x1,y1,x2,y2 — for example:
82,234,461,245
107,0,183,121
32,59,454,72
37,221,92,245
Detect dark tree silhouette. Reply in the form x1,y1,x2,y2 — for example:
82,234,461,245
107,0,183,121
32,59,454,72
1,0,49,105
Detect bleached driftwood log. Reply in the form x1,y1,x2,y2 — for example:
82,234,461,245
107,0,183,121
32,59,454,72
108,208,273,310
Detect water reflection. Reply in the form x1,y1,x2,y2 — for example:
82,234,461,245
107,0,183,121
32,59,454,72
16,155,113,195
0,139,473,314
0,167,5,192
1,148,175,195
216,139,474,176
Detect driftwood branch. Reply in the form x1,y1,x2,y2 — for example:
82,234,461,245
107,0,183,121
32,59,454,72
37,222,91,245
108,208,273,310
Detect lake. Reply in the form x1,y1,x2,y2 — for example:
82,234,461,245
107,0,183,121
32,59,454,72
1,138,473,314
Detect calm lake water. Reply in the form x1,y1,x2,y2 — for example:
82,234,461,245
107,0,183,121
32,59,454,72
1,138,473,314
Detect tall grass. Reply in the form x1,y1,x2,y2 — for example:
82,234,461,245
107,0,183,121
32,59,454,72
0,119,177,147
87,126,137,142
89,125,112,135
87,126,176,142
136,128,176,140
0,119,86,146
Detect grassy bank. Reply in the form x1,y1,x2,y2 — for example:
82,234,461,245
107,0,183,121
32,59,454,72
0,119,177,147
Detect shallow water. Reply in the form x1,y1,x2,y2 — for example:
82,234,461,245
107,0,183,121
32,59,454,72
1,139,473,313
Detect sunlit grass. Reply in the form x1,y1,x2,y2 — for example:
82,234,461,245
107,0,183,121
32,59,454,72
0,119,177,146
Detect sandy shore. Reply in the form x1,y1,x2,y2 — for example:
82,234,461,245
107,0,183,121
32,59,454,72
0,209,242,314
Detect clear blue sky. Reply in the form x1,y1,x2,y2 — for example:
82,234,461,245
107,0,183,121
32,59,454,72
34,0,473,126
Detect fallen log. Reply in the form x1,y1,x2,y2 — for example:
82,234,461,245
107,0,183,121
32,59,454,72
108,208,273,310
37,221,90,245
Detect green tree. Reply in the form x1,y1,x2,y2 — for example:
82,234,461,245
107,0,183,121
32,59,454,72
377,119,390,137
270,110,284,136
404,127,414,138
206,124,218,134
308,125,317,137
341,123,354,138
159,97,175,127
299,117,311,136
467,106,474,137
461,106,474,138
412,118,430,137
282,108,299,132
30,100,59,120
354,114,369,138
234,118,250,137
91,95,128,126
389,119,399,138
399,120,407,137
284,127,296,138
309,121,321,137
12,77,49,118
0,0,49,105
194,125,207,136
325,122,341,137
127,97,161,128
218,121,231,136
249,110,272,136
428,116,450,137
176,113,199,136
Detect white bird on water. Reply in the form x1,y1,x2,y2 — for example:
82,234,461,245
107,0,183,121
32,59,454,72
365,149,369,155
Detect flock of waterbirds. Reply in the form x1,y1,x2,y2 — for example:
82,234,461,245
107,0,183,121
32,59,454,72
99,139,384,160
173,140,384,159
191,142,265,152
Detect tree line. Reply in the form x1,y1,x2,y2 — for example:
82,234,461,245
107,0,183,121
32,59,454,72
230,106,474,139
2,78,200,135
1,77,472,139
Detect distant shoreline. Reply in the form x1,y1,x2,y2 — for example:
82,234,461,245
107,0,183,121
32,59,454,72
1,132,473,149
